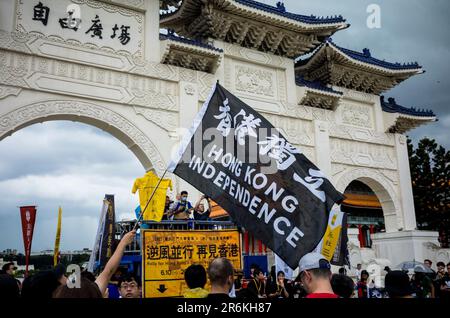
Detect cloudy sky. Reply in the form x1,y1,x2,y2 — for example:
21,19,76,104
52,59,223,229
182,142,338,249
0,0,449,253
281,0,450,146
0,122,144,252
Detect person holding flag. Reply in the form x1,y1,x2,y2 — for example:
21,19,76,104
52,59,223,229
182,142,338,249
53,230,136,298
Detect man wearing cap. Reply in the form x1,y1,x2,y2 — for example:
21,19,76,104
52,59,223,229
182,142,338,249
298,252,338,298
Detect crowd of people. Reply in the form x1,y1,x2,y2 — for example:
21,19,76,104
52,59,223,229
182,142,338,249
0,230,137,298
1,228,450,299
182,253,450,299
351,259,450,299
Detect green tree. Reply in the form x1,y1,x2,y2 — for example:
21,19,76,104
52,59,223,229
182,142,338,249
408,138,450,247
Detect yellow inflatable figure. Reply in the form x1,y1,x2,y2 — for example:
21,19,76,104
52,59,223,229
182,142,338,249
132,171,172,222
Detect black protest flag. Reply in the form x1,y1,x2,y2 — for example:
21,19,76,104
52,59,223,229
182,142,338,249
168,83,344,268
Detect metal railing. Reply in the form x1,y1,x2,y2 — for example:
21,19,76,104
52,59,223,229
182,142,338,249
141,220,237,230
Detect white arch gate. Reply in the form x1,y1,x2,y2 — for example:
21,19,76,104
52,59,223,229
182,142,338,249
0,0,442,270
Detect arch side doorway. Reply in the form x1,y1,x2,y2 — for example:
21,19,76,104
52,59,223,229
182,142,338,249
342,181,384,248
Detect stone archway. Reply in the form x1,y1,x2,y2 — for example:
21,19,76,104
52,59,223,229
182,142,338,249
336,168,402,233
0,100,166,175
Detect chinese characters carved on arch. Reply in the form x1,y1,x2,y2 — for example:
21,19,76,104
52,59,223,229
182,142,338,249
32,2,131,45
18,0,143,56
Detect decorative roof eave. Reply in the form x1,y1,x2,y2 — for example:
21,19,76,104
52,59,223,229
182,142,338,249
160,33,223,73
295,41,423,94
296,78,342,110
396,113,436,121
160,32,223,52
296,41,423,75
161,0,349,32
160,0,180,11
386,115,436,134
381,97,437,133
381,96,435,117
160,0,348,58
296,76,343,96
298,92,340,110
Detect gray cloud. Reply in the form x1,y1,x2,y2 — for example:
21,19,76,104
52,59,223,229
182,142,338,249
0,121,142,180
0,121,144,252
281,0,450,148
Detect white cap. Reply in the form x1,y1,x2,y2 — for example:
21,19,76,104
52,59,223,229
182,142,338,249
298,252,331,273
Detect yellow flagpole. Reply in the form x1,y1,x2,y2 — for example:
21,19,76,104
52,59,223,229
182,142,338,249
53,206,62,266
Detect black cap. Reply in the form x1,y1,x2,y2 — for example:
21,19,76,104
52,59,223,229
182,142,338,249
385,270,413,297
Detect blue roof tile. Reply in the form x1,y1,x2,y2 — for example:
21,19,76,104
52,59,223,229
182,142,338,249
332,43,421,70
296,76,342,95
161,0,347,25
159,32,224,53
297,39,422,71
235,0,347,24
381,96,435,117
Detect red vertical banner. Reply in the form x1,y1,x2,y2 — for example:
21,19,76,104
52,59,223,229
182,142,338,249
357,224,363,247
244,231,249,255
251,233,255,255
19,206,37,276
361,226,367,248
258,239,263,255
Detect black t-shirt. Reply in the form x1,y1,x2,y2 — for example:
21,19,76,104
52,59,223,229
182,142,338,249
161,204,172,220
194,209,210,221
267,280,290,299
246,279,266,298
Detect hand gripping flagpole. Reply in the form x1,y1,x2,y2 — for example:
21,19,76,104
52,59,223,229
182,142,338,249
133,168,168,231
